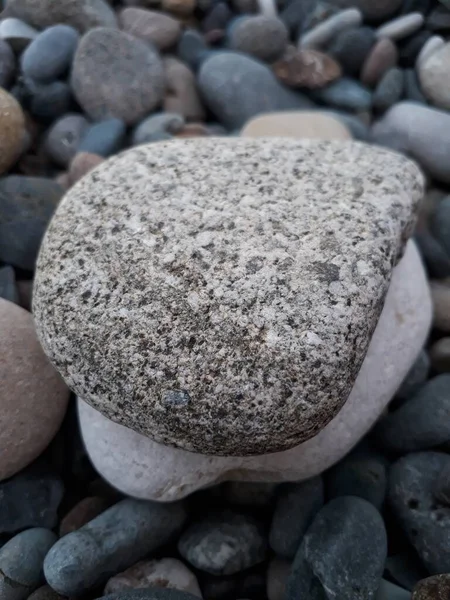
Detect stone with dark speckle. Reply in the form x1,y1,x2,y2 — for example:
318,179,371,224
412,574,450,600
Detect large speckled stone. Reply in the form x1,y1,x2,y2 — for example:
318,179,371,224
33,138,423,456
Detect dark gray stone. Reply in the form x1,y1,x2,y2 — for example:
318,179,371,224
326,450,387,509
178,511,267,575
269,476,324,559
21,25,79,83
327,27,375,76
396,349,430,400
373,67,404,112
99,591,201,600
0,463,64,534
404,69,427,104
400,0,430,15
433,462,450,505
415,231,450,278
399,30,431,67
385,551,429,591
375,375,450,453
198,52,313,129
0,176,63,271
426,5,450,31
227,15,288,62
431,196,450,256
177,29,210,71
44,499,187,596
0,39,15,89
0,529,57,599
202,3,232,34
312,77,372,111
27,80,74,122
285,496,387,600
131,112,185,146
78,118,126,157
44,114,89,168
0,266,18,304
280,0,317,37
388,451,450,574
224,481,278,507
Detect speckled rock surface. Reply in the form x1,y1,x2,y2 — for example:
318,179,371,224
34,138,423,456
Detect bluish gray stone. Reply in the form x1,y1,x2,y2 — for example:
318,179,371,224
280,0,316,36
131,113,185,146
198,52,313,129
177,29,210,71
27,80,74,122
0,176,63,271
385,551,428,591
285,497,387,600
396,349,430,400
0,463,63,534
327,27,376,76
227,15,288,62
44,499,187,596
78,118,126,157
269,476,324,558
0,266,18,304
326,449,387,509
404,69,427,104
178,511,267,575
0,529,57,600
375,375,450,452
388,451,450,574
399,30,431,67
431,196,450,256
44,113,89,168
312,77,372,111
373,67,404,112
21,25,79,83
330,110,370,140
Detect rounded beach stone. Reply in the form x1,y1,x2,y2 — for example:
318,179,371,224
77,240,432,500
241,111,351,138
272,47,342,89
163,57,205,122
44,499,187,597
78,119,126,157
373,67,404,112
33,138,423,456
311,77,372,111
21,25,79,83
118,8,181,50
228,15,288,62
0,299,69,481
418,42,450,110
71,27,165,125
285,497,387,600
104,558,202,597
361,37,398,87
0,89,25,176
44,114,89,168
412,575,450,600
68,152,104,186
5,0,117,32
375,13,424,41
132,112,185,145
327,27,375,76
298,8,362,49
178,511,267,575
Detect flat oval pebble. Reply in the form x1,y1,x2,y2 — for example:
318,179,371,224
198,53,313,129
78,119,126,157
272,47,342,89
418,42,450,110
388,452,450,574
298,8,362,49
118,8,181,50
21,25,79,83
285,496,387,600
361,37,398,87
376,12,425,41
0,89,24,176
228,15,288,62
373,67,404,112
312,77,372,111
6,0,117,32
78,240,431,500
178,511,267,575
71,27,165,125
34,138,423,456
44,499,187,597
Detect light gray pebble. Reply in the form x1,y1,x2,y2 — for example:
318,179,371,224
0,529,57,600
178,511,267,575
43,499,187,597
44,114,89,168
228,15,288,62
0,18,37,52
21,25,79,83
373,67,404,112
298,7,362,49
376,13,425,41
0,266,18,304
132,112,185,145
312,77,372,111
417,35,445,70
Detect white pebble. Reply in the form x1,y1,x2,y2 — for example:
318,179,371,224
376,12,424,41
417,35,445,70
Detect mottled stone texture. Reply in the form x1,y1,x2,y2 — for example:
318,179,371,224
33,138,423,456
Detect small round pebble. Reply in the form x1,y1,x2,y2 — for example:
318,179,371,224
21,25,79,83
178,511,267,575
373,67,404,112
272,47,341,89
44,499,187,596
0,529,57,600
269,477,324,558
0,39,15,89
177,30,210,71
228,15,288,62
429,338,450,373
163,57,205,121
430,280,450,332
327,26,375,76
416,35,445,70
119,8,181,50
419,42,450,110
285,496,387,600
412,574,450,600
132,112,185,145
44,114,89,168
78,119,126,157
0,89,24,175
59,496,109,536
71,27,165,125
361,37,398,87
389,452,450,574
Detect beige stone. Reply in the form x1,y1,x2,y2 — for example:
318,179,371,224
68,152,104,186
0,89,25,176
163,56,205,122
430,279,450,332
241,111,351,139
119,8,181,50
104,558,202,597
0,299,69,481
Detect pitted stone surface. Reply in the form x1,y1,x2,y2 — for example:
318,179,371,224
33,138,423,456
